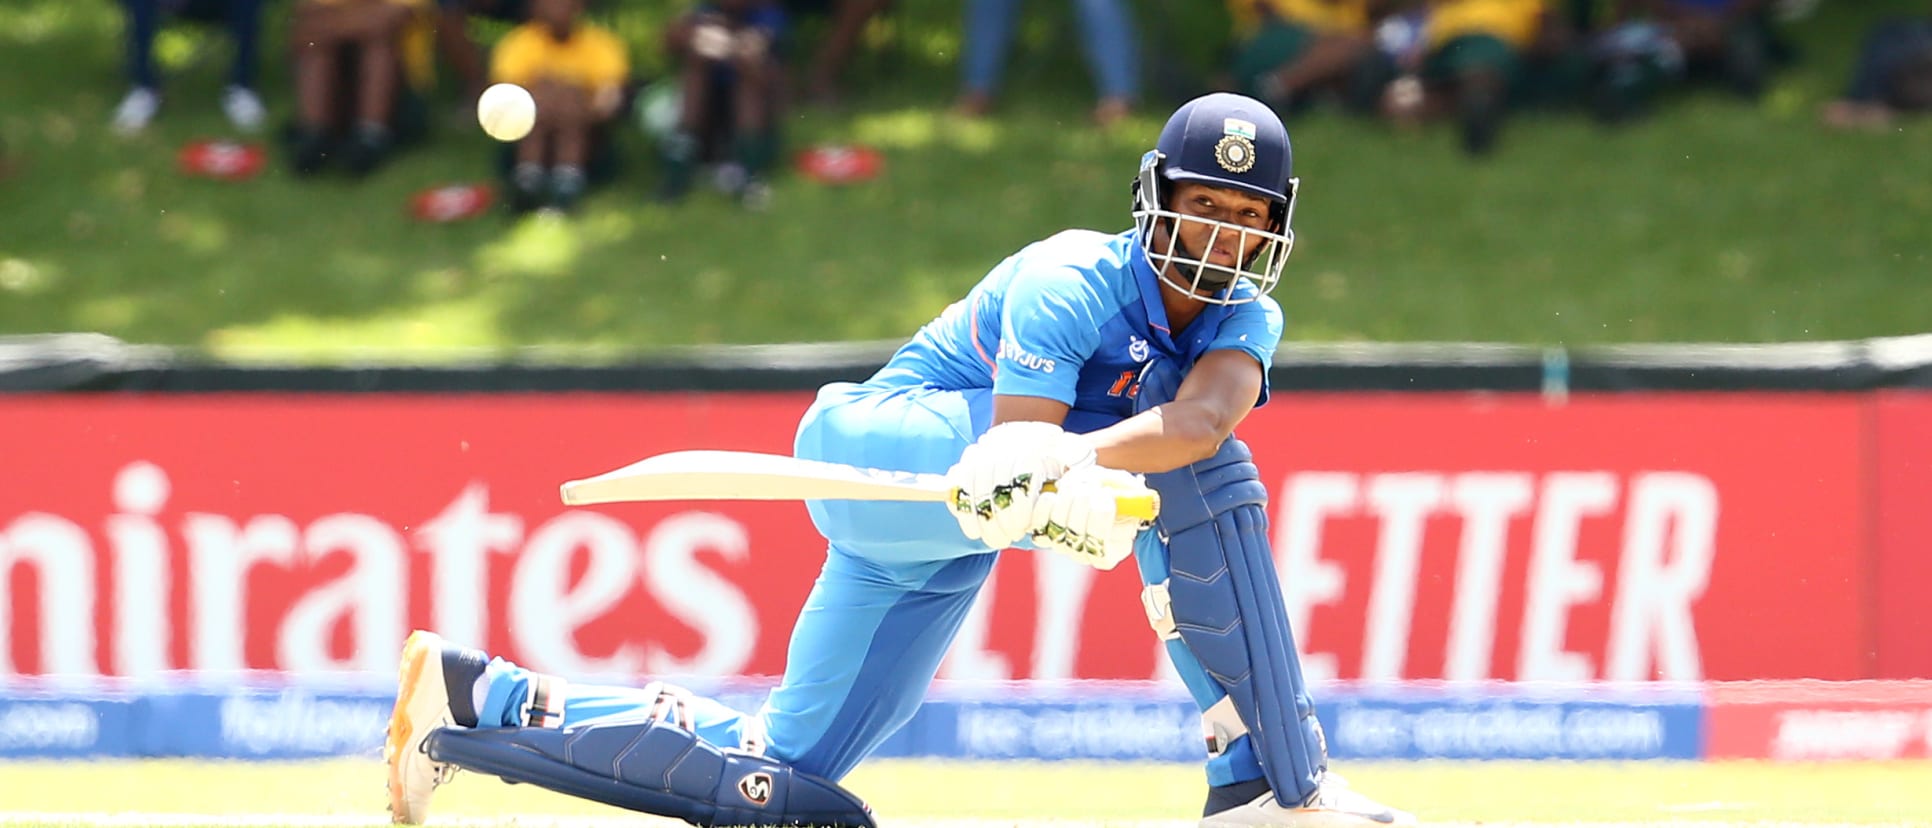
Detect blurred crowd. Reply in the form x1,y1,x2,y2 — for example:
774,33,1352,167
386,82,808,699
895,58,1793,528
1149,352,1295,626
1222,0,1932,154
106,0,1932,214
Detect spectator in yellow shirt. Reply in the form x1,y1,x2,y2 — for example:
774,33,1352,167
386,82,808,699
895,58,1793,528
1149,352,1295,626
1228,0,1389,114
1381,0,1553,155
490,0,631,212
287,0,436,176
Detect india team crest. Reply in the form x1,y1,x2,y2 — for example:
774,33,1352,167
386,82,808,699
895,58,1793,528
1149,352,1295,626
1214,135,1256,173
1216,117,1259,173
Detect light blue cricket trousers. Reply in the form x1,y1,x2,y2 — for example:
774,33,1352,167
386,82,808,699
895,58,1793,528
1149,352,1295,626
478,381,1005,782
476,381,1268,788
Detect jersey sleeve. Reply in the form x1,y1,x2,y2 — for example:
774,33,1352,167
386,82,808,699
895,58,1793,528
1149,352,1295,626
991,266,1110,405
489,27,541,87
1209,295,1284,405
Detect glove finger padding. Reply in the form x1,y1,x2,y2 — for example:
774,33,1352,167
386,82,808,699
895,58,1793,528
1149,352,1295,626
946,421,1096,548
1032,465,1152,570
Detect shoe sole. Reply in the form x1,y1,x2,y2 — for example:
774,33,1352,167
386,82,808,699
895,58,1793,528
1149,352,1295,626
385,631,448,825
1201,809,1402,828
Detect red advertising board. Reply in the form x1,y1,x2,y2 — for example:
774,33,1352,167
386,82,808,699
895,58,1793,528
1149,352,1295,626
0,393,1877,684
1242,394,1868,683
1,394,828,682
1706,680,1932,759
1875,392,1932,679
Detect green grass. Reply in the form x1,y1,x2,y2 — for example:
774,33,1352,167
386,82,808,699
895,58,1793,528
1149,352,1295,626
2,758,1930,825
1,1,1929,362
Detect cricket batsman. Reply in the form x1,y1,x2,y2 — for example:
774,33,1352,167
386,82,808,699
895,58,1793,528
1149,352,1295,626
384,91,1415,828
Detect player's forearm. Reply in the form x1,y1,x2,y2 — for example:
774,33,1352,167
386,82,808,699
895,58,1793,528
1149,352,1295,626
1084,400,1231,474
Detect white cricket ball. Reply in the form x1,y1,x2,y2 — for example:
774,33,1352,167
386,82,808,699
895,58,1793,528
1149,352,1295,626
477,83,536,142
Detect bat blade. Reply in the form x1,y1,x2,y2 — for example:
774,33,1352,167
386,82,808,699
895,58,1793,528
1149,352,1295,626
559,449,1159,522
559,450,951,506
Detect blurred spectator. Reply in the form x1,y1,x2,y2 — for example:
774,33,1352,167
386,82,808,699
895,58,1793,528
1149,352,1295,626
656,1,787,209
112,0,268,134
1822,12,1932,130
1558,0,1594,33
436,0,532,112
1227,0,1390,115
1379,0,1554,155
286,0,438,176
1625,0,1774,99
786,0,896,105
1583,14,1685,123
953,0,1141,126
491,0,630,212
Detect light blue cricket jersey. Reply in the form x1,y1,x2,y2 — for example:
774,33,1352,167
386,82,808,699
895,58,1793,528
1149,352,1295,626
871,229,1284,423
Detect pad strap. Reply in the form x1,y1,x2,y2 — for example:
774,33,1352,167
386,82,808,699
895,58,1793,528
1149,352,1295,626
522,675,567,729
737,713,769,757
1141,581,1180,641
644,681,696,731
1202,695,1249,758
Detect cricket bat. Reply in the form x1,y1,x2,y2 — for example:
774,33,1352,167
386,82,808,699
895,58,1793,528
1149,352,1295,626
559,450,1159,522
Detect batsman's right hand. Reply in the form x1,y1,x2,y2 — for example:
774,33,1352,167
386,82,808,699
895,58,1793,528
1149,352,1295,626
1030,465,1155,571
946,421,1096,548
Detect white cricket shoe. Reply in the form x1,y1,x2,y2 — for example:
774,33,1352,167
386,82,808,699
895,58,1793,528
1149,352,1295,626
1201,774,1417,828
111,87,161,134
385,630,460,825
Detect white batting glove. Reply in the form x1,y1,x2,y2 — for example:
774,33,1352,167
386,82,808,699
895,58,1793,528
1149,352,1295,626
1030,465,1155,571
946,421,1096,549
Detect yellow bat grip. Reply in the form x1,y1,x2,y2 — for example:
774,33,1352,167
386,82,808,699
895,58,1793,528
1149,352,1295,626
1109,492,1161,523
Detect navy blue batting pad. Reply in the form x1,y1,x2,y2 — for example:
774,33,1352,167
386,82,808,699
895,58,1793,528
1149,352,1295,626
427,721,875,827
1145,436,1328,806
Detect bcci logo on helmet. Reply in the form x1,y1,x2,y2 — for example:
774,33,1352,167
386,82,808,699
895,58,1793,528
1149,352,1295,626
738,771,774,806
1214,117,1259,173
1213,135,1256,173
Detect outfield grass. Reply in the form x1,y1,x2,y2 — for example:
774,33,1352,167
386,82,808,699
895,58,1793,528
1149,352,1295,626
2,758,1930,825
0,1,1928,361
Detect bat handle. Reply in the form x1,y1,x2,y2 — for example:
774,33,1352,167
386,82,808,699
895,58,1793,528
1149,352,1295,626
948,485,1162,524
1039,481,1160,523
1109,492,1160,523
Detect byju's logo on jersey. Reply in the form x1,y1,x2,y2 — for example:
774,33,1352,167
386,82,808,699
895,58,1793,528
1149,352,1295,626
997,339,1056,373
1128,336,1151,363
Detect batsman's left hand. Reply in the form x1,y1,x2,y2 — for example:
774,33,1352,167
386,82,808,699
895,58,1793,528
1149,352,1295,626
946,421,1095,548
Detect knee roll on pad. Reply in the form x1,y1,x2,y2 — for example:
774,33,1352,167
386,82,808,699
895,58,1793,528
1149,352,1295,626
1143,436,1327,803
428,721,876,828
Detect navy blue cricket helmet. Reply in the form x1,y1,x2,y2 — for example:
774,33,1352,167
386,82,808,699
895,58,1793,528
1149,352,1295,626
1132,93,1299,304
